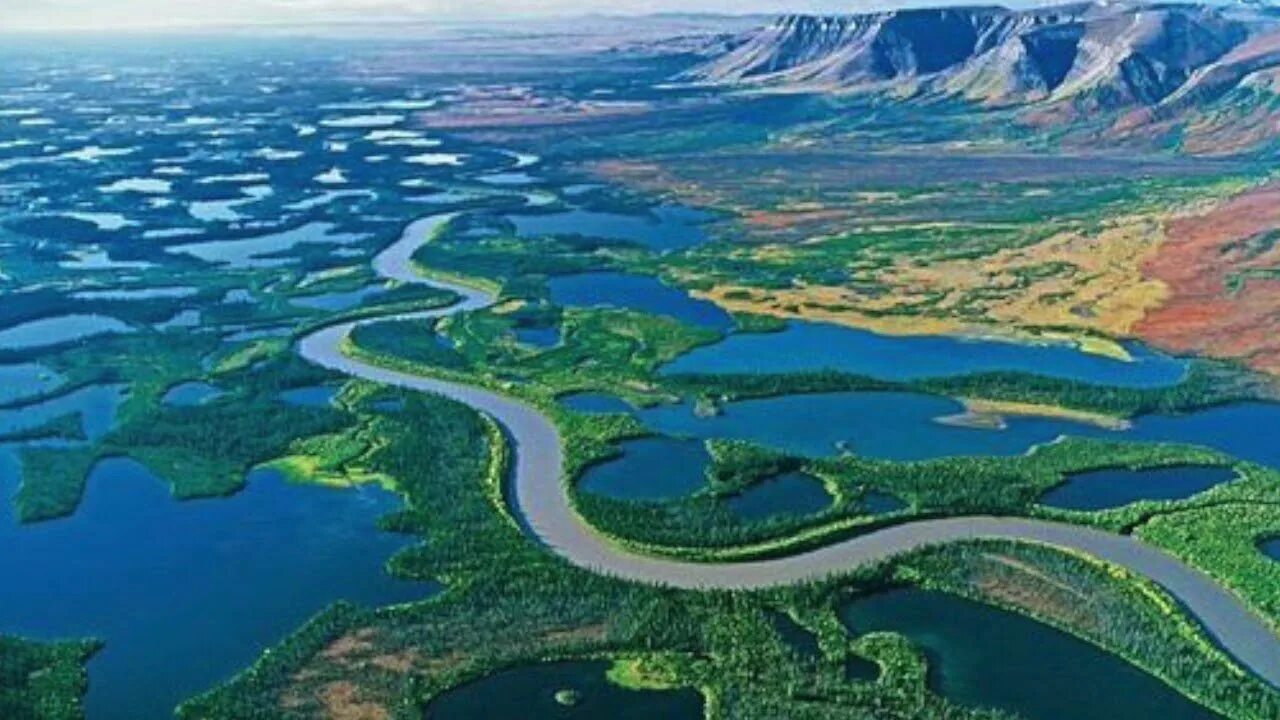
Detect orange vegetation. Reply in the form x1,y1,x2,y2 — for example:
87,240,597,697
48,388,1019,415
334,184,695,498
1136,182,1280,375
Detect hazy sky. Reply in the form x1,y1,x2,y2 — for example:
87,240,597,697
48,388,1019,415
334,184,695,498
1,0,1026,30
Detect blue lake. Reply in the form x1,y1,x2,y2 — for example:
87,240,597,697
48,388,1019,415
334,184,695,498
510,205,712,251
1041,466,1240,511
840,589,1218,720
0,314,132,351
636,393,1280,469
547,272,734,331
664,321,1188,388
559,392,633,415
424,660,704,720
1262,538,1280,562
166,222,366,268
161,381,225,407
0,457,427,720
513,325,561,349
579,437,709,501
0,363,64,405
279,385,340,408
726,472,831,521
290,283,388,312
0,384,126,441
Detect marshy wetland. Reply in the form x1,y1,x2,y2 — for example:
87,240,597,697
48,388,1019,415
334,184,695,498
1,26,1279,720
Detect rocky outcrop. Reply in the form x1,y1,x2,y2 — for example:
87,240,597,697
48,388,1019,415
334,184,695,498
686,3,1272,109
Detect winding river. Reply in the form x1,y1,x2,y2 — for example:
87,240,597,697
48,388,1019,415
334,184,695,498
297,212,1280,689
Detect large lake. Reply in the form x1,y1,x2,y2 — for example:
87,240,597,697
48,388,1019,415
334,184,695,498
665,321,1188,388
0,456,429,720
840,589,1219,720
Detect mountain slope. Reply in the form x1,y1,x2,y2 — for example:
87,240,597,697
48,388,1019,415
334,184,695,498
683,2,1280,152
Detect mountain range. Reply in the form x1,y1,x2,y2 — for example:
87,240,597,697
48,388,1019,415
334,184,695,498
682,2,1280,153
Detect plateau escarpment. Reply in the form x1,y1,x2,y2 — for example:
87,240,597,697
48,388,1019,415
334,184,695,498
685,3,1280,153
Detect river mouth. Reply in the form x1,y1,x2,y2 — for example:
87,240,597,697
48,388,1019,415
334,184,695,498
839,588,1221,720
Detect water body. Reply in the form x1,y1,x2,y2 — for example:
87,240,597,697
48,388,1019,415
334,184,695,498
1262,538,1280,562
514,325,561,348
547,272,734,332
423,660,704,720
0,363,64,405
0,314,132,351
0,458,426,720
579,437,709,501
839,589,1219,720
509,205,712,251
166,222,366,268
862,491,908,515
1041,466,1240,511
71,286,198,302
727,472,831,521
636,393,1280,470
559,392,633,415
290,283,388,312
769,611,820,664
664,321,1187,388
0,384,126,441
161,381,224,407
279,385,340,408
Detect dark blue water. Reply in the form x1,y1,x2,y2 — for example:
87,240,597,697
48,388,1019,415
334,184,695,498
559,392,633,415
1041,466,1240,511
0,363,65,405
0,384,126,441
510,205,711,251
1262,538,1280,562
290,283,387,312
0,456,428,720
278,385,340,408
726,472,831,521
637,393,1280,469
862,491,908,515
514,326,561,348
664,321,1187,388
161,381,224,407
579,437,709,500
840,589,1218,720
547,272,734,331
424,660,704,720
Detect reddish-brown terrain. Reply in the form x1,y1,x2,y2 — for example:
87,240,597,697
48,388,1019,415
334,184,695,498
1137,183,1280,375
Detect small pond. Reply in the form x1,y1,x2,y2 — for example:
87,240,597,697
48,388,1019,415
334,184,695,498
839,589,1219,720
726,472,831,522
1040,466,1239,511
559,392,633,415
578,437,708,501
514,325,561,348
278,385,341,408
161,381,225,407
1262,538,1280,562
423,660,704,720
547,272,734,331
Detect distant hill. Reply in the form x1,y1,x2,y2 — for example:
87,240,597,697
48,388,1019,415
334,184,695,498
682,2,1280,154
